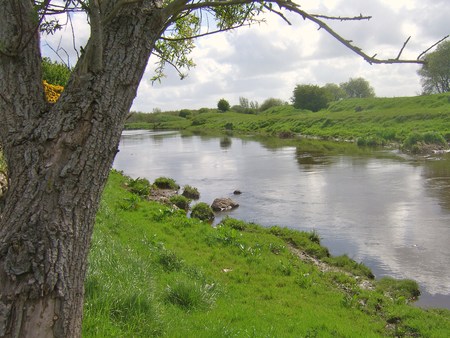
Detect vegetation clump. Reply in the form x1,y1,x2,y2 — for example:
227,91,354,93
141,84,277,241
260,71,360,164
182,185,200,199
190,202,214,222
217,98,230,112
376,277,421,303
169,195,191,211
126,177,151,197
153,177,180,190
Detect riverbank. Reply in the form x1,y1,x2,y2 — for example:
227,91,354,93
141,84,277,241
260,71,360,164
82,170,450,337
125,94,450,154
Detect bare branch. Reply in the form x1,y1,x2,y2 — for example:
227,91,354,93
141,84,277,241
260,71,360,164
417,35,449,60
396,36,410,60
311,13,372,21
263,4,291,25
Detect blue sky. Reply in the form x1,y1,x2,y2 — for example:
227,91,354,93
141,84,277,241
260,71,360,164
41,0,450,112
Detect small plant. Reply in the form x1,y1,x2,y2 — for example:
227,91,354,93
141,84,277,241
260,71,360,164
164,279,217,311
118,195,141,211
153,177,179,190
169,195,191,211
190,202,214,222
182,185,200,199
157,248,184,272
307,229,321,244
127,177,151,197
219,217,247,231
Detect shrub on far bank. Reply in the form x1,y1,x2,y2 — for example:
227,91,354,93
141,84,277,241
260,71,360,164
217,99,230,112
402,131,447,153
259,98,285,112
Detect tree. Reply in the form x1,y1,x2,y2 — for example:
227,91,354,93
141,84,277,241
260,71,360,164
42,57,71,87
418,40,450,94
323,83,347,101
292,84,330,112
259,98,284,111
217,98,230,112
340,77,376,98
0,1,431,336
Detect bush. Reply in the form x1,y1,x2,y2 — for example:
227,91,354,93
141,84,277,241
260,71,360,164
169,195,191,211
217,98,230,112
292,84,330,112
423,132,446,145
179,109,191,118
191,202,214,222
224,122,233,130
182,185,200,199
42,57,71,87
403,132,423,148
259,98,284,112
153,177,179,190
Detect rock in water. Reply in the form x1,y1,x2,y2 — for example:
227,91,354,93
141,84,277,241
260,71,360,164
211,198,239,211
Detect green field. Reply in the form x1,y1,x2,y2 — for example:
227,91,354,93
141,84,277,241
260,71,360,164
126,94,450,152
82,171,450,337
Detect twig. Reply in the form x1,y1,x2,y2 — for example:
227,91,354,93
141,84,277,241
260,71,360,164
417,35,449,60
396,36,410,60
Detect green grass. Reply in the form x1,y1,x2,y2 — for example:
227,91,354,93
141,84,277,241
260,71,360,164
82,170,450,337
127,94,450,151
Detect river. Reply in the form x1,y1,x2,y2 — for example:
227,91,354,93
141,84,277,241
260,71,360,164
113,130,450,309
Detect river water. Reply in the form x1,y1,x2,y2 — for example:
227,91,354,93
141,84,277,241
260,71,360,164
113,130,450,309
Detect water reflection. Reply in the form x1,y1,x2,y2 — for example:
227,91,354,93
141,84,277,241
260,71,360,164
114,130,450,308
220,137,232,149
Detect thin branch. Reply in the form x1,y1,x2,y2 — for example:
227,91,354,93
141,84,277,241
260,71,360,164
263,4,291,25
417,35,449,60
396,36,410,60
161,22,253,41
311,13,372,21
151,47,188,81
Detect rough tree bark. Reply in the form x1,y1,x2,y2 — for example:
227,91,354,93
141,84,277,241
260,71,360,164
0,1,167,336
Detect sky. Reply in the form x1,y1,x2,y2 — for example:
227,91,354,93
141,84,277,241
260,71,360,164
41,0,449,112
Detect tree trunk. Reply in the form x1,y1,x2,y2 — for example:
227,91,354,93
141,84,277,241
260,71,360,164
0,1,167,336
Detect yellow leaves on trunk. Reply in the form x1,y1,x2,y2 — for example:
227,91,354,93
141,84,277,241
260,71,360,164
43,80,64,103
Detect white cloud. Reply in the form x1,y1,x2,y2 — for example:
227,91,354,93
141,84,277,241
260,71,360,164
39,1,449,111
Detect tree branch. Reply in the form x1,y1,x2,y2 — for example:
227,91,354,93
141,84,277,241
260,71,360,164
396,36,410,60
417,35,449,60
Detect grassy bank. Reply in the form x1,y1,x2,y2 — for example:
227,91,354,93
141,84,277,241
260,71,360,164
82,170,450,337
126,94,450,151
